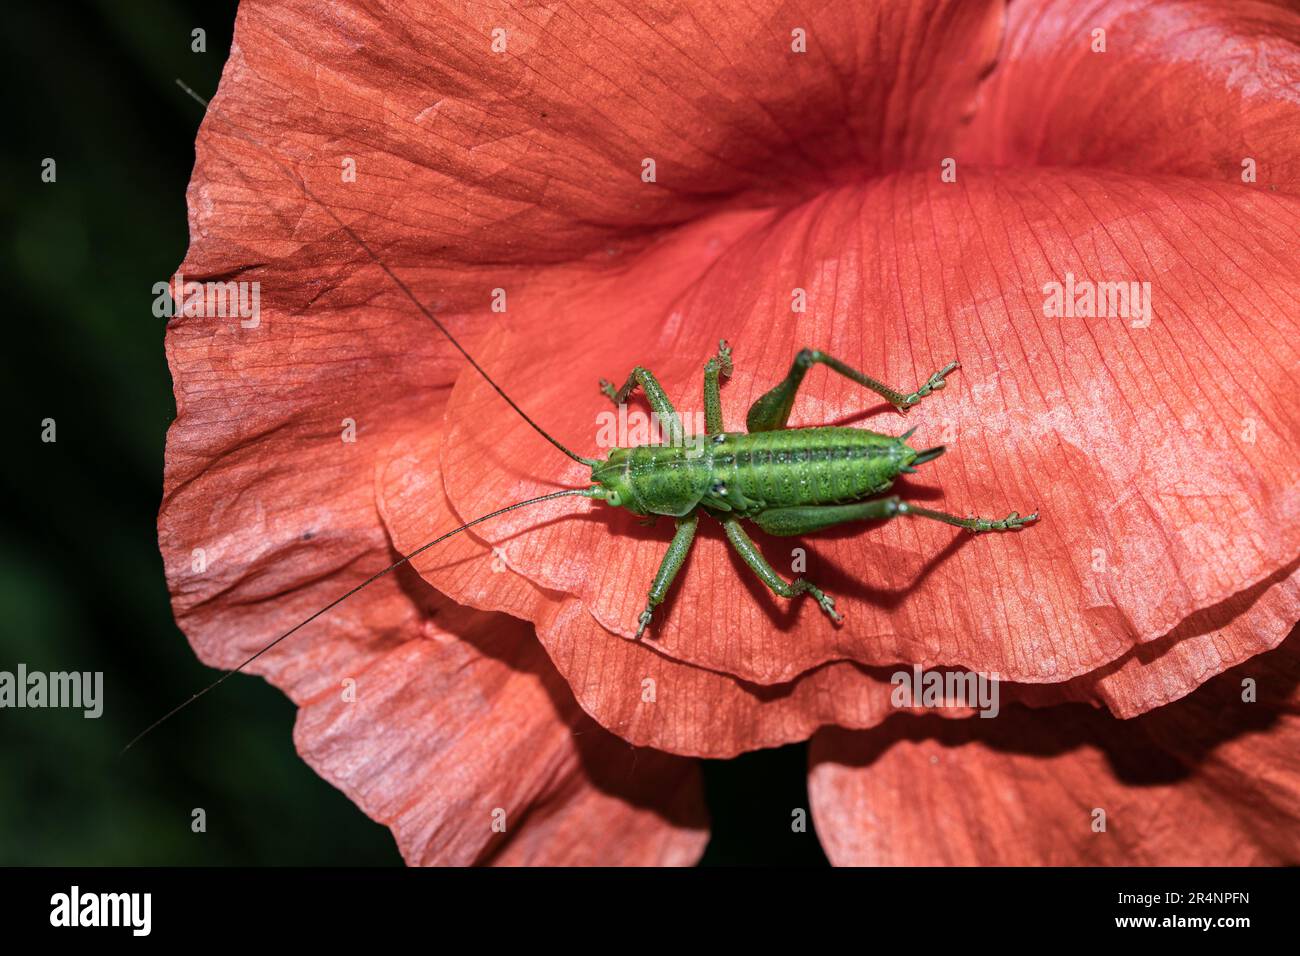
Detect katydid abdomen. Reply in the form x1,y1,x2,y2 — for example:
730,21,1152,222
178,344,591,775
709,426,920,513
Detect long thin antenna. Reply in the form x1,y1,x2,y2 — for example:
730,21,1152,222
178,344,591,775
122,489,592,754
173,79,597,468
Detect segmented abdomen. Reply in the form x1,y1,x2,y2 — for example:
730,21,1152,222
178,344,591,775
715,426,906,512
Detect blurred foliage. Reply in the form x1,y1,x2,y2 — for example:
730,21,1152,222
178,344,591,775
0,0,826,866
1,0,400,865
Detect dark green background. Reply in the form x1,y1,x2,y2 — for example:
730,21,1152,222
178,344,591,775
1,1,827,865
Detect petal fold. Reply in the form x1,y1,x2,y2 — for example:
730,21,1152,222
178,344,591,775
809,628,1300,865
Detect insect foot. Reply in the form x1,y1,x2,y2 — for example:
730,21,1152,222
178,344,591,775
598,377,618,405
716,339,733,377
635,608,655,640
898,360,961,411
971,510,1040,533
799,580,845,624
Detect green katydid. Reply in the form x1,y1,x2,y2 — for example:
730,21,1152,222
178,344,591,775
589,340,1037,637
129,328,1036,751
135,94,1036,751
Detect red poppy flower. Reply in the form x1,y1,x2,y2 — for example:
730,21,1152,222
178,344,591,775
162,0,1300,864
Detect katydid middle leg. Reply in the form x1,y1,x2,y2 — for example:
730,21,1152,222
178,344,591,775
746,348,960,432
720,516,843,623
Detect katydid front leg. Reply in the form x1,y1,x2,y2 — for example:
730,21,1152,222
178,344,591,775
599,364,684,445
702,339,733,434
635,512,699,638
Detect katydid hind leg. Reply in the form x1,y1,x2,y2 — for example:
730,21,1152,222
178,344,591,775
754,498,1038,536
745,348,960,432
893,500,1039,532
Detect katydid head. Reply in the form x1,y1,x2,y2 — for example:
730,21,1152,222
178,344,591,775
585,448,642,512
